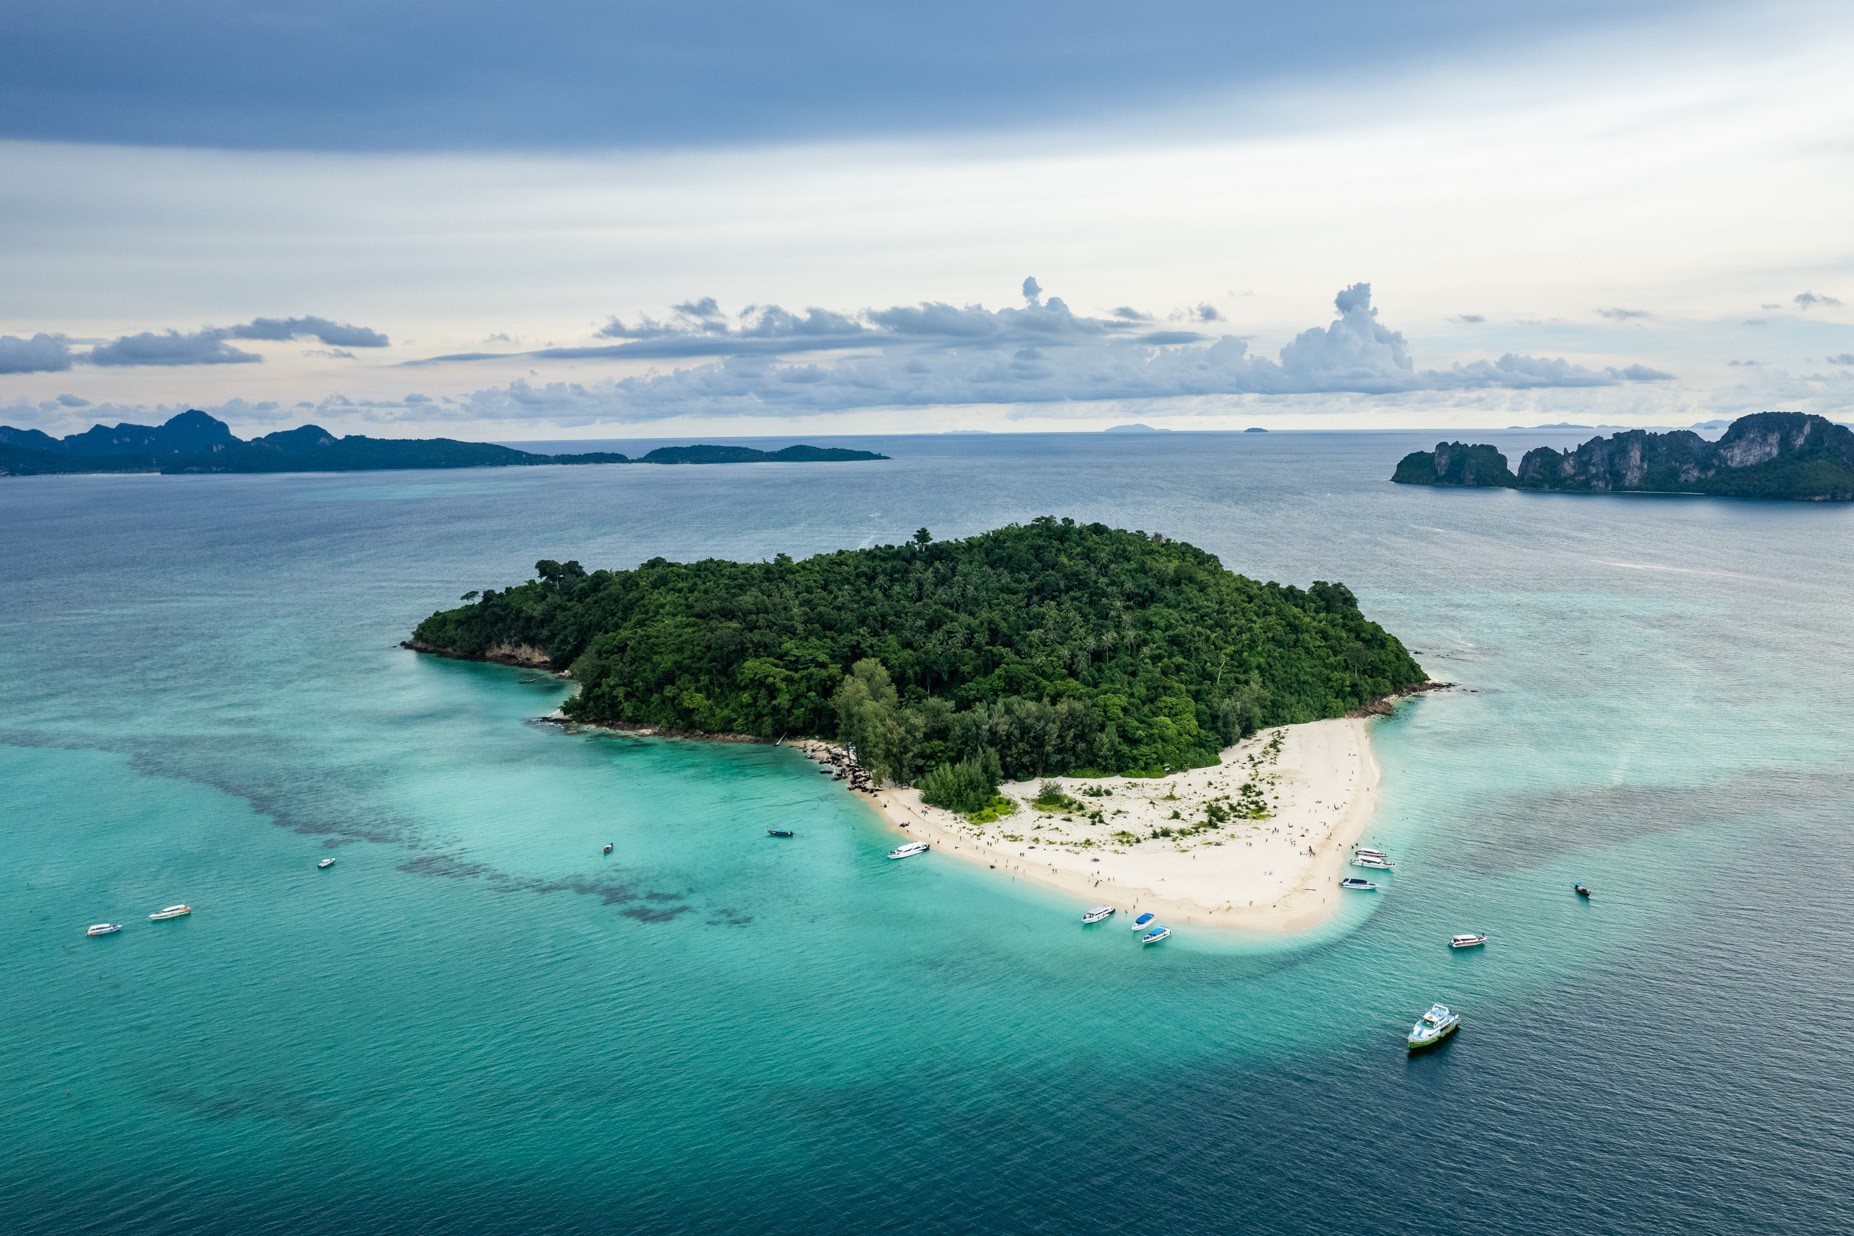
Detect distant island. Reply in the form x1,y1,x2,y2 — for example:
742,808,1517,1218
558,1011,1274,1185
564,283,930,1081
0,410,888,476
1104,423,1172,433
407,518,1426,813
1393,412,1854,501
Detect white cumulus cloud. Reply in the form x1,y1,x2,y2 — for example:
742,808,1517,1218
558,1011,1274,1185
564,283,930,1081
436,282,1669,422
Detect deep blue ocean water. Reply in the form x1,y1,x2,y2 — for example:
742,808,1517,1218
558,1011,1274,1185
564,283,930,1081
3,431,1850,1234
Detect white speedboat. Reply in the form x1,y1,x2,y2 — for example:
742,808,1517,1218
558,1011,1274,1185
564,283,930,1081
1449,933,1488,949
1082,904,1115,924
1352,854,1394,870
1339,878,1379,891
148,904,192,921
1141,925,1171,946
86,923,122,937
1354,847,1388,860
317,857,336,869
886,841,930,860
1407,1003,1461,1049
1131,911,1157,931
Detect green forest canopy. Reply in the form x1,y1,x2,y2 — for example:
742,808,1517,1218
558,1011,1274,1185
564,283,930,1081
411,519,1425,803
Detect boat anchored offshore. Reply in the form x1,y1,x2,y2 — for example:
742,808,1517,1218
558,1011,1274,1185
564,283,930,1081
1131,911,1157,931
887,841,930,860
1141,925,1172,946
766,828,795,838
1449,933,1488,949
317,857,336,869
1339,878,1380,891
148,904,191,921
1082,904,1115,925
86,923,122,937
1407,1003,1461,1049
602,843,614,854
1574,883,1592,898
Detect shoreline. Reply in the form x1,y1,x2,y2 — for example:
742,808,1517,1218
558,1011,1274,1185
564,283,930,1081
808,717,1384,933
485,643,1436,931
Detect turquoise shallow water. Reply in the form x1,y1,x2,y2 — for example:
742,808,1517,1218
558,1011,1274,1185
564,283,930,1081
3,432,1851,1233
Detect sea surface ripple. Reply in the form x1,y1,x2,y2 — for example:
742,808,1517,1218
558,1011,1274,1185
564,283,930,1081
2,430,1850,1234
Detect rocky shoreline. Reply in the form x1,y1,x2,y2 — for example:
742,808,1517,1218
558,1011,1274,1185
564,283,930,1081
1348,678,1450,717
536,712,770,746
401,638,557,670
790,740,878,794
531,708,883,792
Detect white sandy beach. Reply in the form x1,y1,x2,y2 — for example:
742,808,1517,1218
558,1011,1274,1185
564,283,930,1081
805,717,1383,932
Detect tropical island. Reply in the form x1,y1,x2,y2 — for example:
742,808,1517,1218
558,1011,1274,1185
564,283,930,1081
410,519,1432,928
1392,411,1854,501
0,410,887,476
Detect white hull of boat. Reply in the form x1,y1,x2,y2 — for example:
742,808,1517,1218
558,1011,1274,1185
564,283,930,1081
1408,1003,1461,1048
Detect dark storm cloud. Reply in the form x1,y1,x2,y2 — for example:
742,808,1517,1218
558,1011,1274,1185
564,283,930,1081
86,329,262,367
5,316,392,368
225,316,391,347
0,333,74,373
0,1,1703,151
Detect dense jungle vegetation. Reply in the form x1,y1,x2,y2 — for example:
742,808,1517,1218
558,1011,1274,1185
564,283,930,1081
411,519,1425,806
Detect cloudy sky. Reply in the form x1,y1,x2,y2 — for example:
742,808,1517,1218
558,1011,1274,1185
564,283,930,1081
3,0,1851,439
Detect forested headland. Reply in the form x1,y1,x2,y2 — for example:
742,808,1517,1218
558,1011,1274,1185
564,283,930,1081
0,410,887,476
409,520,1426,811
